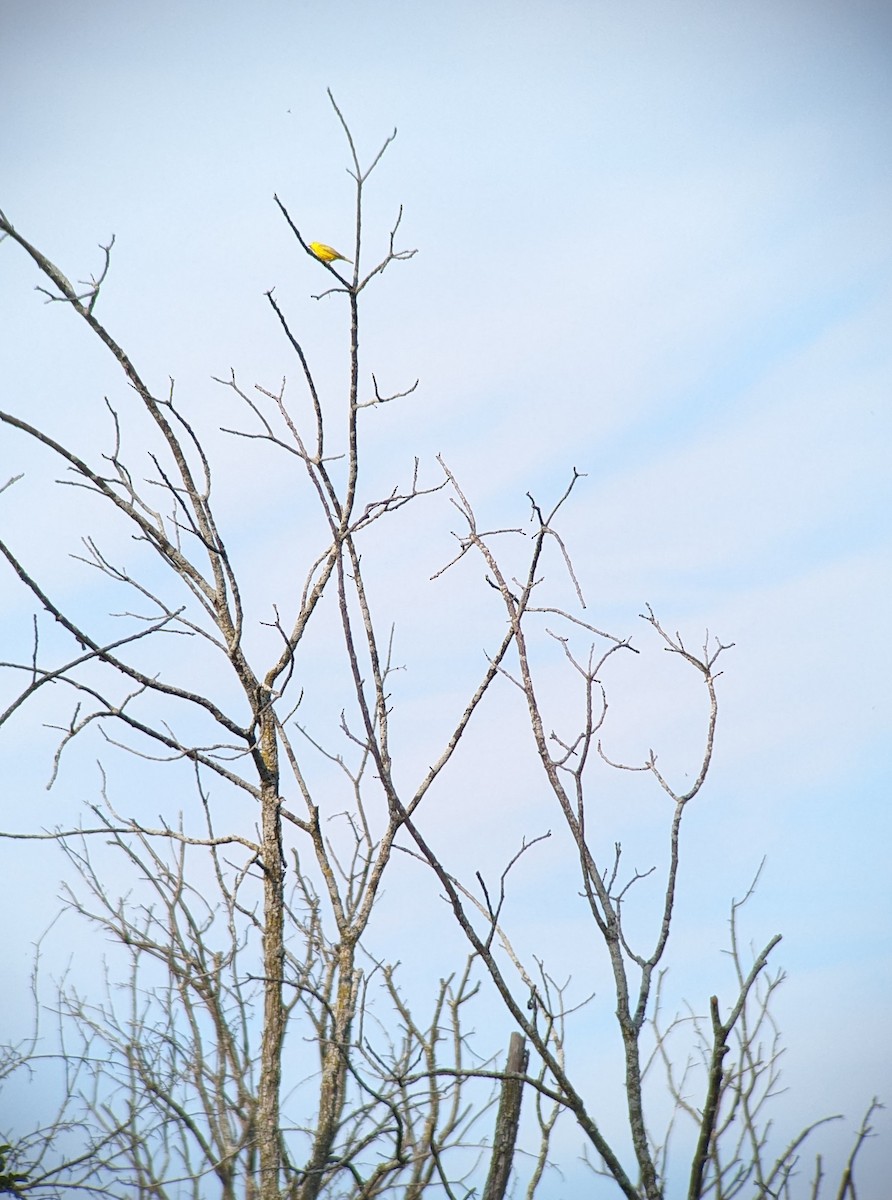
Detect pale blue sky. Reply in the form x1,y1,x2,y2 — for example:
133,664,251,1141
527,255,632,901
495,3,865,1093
1,0,890,1192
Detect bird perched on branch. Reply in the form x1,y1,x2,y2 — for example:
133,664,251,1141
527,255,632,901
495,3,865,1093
309,241,352,264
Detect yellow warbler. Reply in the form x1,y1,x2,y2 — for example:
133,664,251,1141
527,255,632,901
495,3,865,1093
309,241,352,264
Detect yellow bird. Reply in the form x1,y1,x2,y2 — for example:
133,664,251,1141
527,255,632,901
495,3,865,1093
309,241,352,265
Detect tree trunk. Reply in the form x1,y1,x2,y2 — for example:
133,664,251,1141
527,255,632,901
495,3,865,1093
257,706,285,1200
483,1033,528,1200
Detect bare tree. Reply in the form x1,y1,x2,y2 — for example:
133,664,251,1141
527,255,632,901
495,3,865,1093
0,95,881,1198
